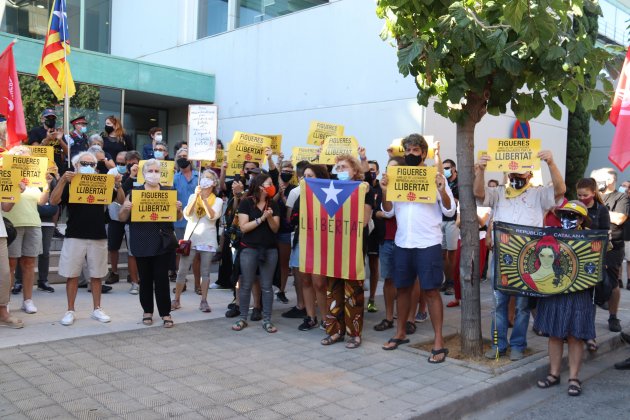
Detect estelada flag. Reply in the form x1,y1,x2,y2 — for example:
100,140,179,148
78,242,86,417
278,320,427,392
37,0,76,100
299,178,367,280
609,47,630,172
0,42,27,148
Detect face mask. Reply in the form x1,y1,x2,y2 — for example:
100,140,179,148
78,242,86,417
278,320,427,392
597,181,606,192
367,172,377,182
264,185,276,197
579,196,594,206
96,161,108,173
177,158,190,168
104,125,114,134
336,171,350,181
444,169,452,179
155,135,163,142
200,178,215,189
116,165,127,174
280,172,293,183
153,151,164,160
44,118,56,129
560,216,578,230
509,176,528,190
79,166,95,175
79,126,87,134
404,154,422,166
145,172,160,185
619,186,627,194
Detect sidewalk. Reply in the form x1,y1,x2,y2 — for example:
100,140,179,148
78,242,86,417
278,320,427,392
0,278,628,419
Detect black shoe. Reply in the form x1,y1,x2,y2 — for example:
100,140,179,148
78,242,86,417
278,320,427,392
609,317,622,333
298,316,318,331
127,274,132,283
37,282,55,293
626,281,630,291
225,305,240,318
614,357,630,370
168,271,177,282
250,307,262,321
53,228,64,238
444,287,455,296
104,271,120,285
11,284,22,295
282,306,306,319
621,332,630,344
276,291,289,304
89,285,112,294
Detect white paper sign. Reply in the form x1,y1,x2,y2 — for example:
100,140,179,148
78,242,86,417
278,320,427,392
187,104,218,161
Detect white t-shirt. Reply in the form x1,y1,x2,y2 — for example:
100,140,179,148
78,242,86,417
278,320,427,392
482,185,555,228
286,186,300,209
183,194,224,249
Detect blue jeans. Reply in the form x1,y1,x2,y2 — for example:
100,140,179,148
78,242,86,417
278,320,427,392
490,290,530,352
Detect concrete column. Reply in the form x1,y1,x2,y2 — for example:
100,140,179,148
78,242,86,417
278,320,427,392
227,0,240,31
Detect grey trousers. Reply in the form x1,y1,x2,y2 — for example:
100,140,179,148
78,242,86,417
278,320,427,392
238,247,278,323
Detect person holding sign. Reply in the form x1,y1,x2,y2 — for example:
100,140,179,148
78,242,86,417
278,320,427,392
50,152,124,327
474,149,565,361
119,159,183,328
380,134,455,361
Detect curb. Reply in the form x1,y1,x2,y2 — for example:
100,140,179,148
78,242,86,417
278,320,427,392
410,333,627,419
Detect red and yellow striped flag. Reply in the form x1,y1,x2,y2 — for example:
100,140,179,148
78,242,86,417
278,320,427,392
37,0,76,100
299,178,366,280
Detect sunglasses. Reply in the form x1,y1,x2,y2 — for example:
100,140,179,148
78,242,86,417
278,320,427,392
79,161,96,167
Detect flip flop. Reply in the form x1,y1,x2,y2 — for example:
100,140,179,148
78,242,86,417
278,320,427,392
382,338,410,351
0,317,24,329
428,348,449,364
142,314,153,326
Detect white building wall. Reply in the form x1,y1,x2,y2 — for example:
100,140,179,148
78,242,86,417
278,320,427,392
112,0,568,180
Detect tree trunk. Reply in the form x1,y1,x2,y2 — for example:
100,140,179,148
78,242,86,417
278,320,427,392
457,94,486,356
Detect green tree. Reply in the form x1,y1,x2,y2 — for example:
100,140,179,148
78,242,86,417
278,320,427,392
377,0,620,355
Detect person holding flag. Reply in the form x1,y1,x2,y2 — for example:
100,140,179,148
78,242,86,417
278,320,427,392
0,41,27,148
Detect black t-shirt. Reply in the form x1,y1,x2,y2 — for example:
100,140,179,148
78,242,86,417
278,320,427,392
102,135,132,159
586,201,610,231
369,181,385,241
127,185,176,257
61,184,113,239
238,197,280,249
443,176,459,222
602,191,629,243
278,184,296,234
28,126,67,171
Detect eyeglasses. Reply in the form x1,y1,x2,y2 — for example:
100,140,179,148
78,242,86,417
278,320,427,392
154,149,167,152
79,161,96,167
443,166,452,170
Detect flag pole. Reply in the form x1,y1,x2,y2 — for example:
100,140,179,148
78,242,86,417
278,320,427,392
59,0,71,168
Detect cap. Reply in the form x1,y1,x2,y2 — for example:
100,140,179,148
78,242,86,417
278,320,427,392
556,200,588,217
70,116,87,125
41,108,56,118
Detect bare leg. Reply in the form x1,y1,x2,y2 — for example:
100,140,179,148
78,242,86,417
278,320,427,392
66,277,79,311
19,257,36,301
424,289,444,352
90,278,103,309
567,336,584,380
547,337,564,376
388,284,412,344
313,274,328,321
109,250,119,274
383,278,396,321
408,280,421,323
368,255,379,301
302,274,316,319
8,257,17,287
609,288,620,316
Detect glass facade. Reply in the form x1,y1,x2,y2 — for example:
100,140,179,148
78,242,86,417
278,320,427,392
1,0,111,53
599,0,630,46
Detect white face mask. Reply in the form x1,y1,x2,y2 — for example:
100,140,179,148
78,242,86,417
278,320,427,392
144,172,160,185
154,134,163,142
200,178,215,189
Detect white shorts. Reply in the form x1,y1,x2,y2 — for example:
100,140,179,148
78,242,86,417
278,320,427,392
441,220,460,251
58,238,108,279
625,241,630,262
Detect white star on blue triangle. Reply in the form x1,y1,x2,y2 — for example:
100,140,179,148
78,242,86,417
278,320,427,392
306,178,361,217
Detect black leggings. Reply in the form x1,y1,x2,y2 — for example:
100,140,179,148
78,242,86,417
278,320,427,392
136,254,171,317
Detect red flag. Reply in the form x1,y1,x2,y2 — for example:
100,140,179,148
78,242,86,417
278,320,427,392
0,42,27,149
609,48,630,172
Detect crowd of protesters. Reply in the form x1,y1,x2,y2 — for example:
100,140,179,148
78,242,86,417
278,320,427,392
1,111,630,395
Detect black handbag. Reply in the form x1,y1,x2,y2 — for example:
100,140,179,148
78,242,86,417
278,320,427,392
159,228,178,253
3,217,17,246
37,204,59,219
594,267,616,306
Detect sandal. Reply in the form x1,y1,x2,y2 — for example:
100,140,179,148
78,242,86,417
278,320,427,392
374,319,394,331
446,300,460,308
405,321,417,335
345,336,361,349
382,338,410,351
321,333,344,346
568,378,582,396
232,320,248,331
171,300,181,311
142,313,153,326
537,373,560,388
586,339,598,352
428,348,449,364
262,321,277,333
162,316,174,328
195,287,202,295
0,316,24,329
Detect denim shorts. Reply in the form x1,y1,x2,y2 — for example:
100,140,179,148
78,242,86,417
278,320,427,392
277,232,292,245
289,243,300,268
393,243,444,290
379,240,395,279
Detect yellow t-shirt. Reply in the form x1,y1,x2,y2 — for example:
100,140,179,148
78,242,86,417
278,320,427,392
4,187,42,227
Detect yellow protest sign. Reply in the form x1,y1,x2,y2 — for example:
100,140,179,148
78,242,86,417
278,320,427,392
4,155,48,187
307,121,344,146
137,160,175,187
319,136,359,165
486,139,541,172
26,146,55,170
388,138,405,157
201,149,224,169
477,150,487,161
386,166,437,203
0,168,21,203
230,132,272,163
225,143,244,177
291,146,320,166
131,189,177,222
69,174,115,204
258,134,282,155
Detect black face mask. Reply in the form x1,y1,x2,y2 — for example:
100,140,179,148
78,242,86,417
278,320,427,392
509,176,528,190
177,158,191,169
280,172,293,183
367,172,377,182
404,154,423,166
44,118,56,129
560,216,578,230
104,125,114,134
96,161,108,174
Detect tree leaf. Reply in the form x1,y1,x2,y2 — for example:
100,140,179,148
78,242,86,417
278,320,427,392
503,0,527,32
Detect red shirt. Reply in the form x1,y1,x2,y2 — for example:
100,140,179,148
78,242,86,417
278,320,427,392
384,217,397,241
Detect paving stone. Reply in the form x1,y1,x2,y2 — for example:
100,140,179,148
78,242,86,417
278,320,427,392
270,400,307,416
4,386,45,402
25,404,74,419
12,395,57,412
226,397,262,414
195,405,240,419
118,409,163,420
153,401,194,417
0,378,32,393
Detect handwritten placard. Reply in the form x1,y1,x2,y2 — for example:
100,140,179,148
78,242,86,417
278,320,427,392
187,104,218,161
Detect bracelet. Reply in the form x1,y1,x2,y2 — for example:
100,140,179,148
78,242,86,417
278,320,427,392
255,218,260,225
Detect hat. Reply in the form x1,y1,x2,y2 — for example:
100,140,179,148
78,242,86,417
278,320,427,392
41,108,56,118
555,200,591,227
70,116,87,125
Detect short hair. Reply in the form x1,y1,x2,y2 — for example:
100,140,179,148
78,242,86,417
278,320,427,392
72,151,96,167
116,151,127,161
174,141,187,153
281,161,293,170
149,127,163,137
591,167,617,183
242,161,260,169
305,164,330,179
296,160,310,178
401,133,428,154
488,179,499,187
335,154,363,181
367,160,380,171
175,148,188,159
87,145,103,155
443,159,456,169
201,168,218,183
125,150,141,162
154,141,168,150
142,158,160,176
88,134,103,145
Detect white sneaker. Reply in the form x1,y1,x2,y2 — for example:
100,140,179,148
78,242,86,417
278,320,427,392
21,299,37,314
129,284,139,295
91,308,111,323
60,311,75,326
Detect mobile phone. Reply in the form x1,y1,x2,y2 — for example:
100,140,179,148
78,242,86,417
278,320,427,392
234,174,241,183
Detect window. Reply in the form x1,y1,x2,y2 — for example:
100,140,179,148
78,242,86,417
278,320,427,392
198,0,228,38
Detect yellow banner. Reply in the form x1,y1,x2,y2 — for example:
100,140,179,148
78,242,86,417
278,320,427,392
0,168,21,203
389,138,405,157
306,121,344,146
319,136,358,165
131,189,177,222
291,146,319,166
26,146,55,170
69,174,115,204
225,144,243,177
201,149,224,169
486,138,541,172
230,132,272,163
258,134,282,155
386,165,437,203
477,150,487,161
4,155,48,187
137,160,175,187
